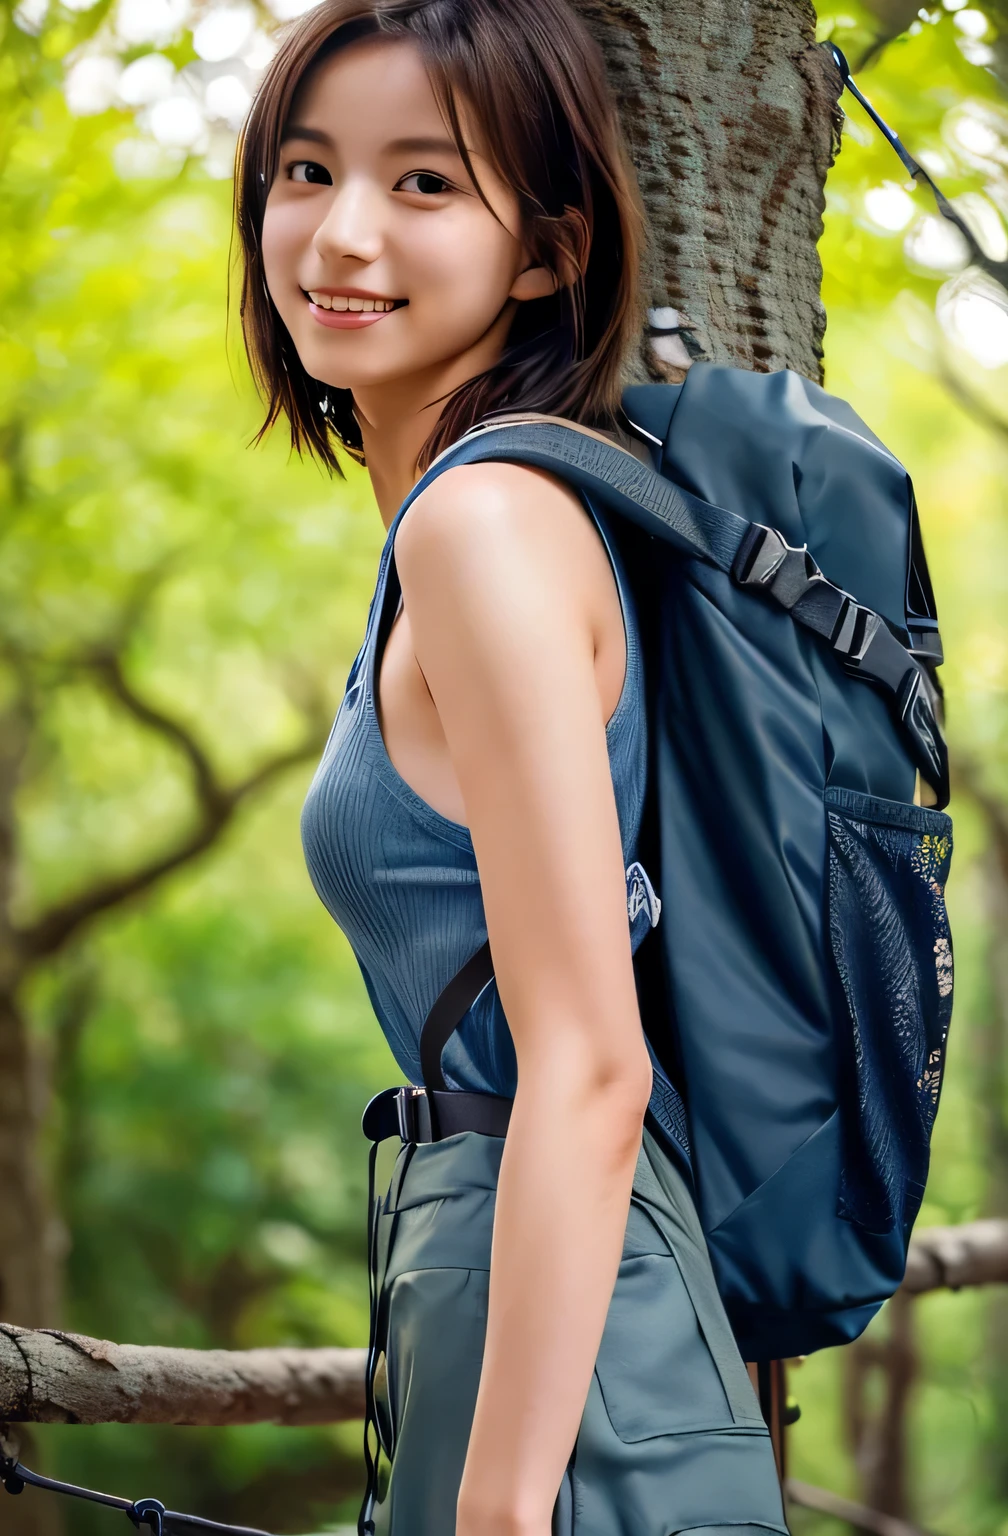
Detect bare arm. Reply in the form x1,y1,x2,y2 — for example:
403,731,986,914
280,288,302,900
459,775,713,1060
395,462,654,1536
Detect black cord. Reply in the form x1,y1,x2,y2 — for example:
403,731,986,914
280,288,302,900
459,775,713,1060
1,1458,274,1536
829,42,1008,289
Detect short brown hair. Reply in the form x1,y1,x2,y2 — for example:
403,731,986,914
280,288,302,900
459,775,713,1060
234,0,645,474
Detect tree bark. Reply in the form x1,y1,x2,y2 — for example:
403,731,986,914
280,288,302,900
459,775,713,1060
0,1328,366,1429
572,0,842,381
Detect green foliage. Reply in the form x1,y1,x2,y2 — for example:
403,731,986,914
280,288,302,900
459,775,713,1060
1,3,1007,1534
1,3,394,1525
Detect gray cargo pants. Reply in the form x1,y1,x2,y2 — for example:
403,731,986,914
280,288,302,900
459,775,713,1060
361,1124,789,1536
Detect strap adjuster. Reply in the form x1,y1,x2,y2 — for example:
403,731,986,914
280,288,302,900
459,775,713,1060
829,598,916,695
731,524,830,609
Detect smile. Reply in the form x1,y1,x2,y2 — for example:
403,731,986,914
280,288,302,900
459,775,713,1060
305,290,406,330
308,292,399,312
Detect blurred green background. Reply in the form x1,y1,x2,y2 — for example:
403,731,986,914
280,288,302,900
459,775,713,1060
2,1,1008,1532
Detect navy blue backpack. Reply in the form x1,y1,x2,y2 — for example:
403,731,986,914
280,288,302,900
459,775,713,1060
407,361,953,1362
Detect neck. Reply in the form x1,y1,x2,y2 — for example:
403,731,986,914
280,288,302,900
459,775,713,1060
353,374,450,529
353,306,515,528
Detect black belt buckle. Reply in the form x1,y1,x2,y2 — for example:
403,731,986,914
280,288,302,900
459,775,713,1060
395,1086,421,1142
362,1085,435,1144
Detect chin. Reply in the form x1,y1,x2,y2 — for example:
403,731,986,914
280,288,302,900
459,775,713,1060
310,360,405,393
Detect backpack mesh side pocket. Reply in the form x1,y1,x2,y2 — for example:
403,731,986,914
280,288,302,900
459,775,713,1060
824,786,953,1236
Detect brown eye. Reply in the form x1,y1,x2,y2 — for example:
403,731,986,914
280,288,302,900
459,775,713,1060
396,171,452,195
290,161,332,185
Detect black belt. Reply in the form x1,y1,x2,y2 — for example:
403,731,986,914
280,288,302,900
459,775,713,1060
362,1083,512,1144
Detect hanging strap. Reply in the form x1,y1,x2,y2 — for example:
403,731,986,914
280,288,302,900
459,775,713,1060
419,940,494,1096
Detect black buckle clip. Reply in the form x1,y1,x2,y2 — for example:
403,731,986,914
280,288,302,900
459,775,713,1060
731,524,830,611
830,597,917,695
361,1085,433,1143
395,1086,425,1143
130,1499,167,1536
734,526,916,692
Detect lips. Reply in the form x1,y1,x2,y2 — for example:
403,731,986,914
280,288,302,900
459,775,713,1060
303,289,406,331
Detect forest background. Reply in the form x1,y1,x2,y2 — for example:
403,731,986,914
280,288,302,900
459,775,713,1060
1,0,1007,1533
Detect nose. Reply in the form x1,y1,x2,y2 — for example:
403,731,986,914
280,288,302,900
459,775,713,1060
312,175,385,267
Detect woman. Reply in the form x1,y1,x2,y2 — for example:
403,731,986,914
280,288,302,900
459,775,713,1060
236,3,789,1533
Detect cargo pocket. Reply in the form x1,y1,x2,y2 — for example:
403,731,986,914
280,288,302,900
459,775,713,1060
593,1250,736,1441
375,1266,489,1534
824,786,953,1236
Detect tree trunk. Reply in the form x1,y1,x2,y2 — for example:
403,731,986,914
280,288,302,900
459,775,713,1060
0,701,60,1335
843,1291,919,1520
0,994,61,1332
573,0,842,381
0,704,62,1536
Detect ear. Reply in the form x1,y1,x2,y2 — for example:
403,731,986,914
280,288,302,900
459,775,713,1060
509,206,590,304
509,262,560,303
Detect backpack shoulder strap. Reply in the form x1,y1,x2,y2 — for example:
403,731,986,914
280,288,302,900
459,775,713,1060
397,416,749,573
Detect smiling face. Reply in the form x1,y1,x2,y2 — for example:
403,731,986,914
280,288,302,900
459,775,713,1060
260,34,558,414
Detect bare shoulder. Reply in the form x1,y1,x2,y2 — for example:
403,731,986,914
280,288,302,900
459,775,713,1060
393,460,610,598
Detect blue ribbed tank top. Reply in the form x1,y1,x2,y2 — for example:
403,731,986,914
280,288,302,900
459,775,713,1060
301,487,651,1096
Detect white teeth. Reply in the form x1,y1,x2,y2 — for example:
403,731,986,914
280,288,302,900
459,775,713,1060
308,293,398,313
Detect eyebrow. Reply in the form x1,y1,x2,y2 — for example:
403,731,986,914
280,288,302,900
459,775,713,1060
280,126,463,158
281,125,334,147
383,135,463,157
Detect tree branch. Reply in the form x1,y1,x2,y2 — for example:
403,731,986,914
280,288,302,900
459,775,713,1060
3,583,332,974
853,2,922,71
785,1479,939,1536
937,364,1008,447
0,1327,366,1428
90,648,225,816
12,723,328,969
901,1218,1008,1296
